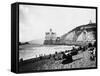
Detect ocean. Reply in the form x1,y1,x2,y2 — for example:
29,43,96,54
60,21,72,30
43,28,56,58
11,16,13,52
19,45,73,60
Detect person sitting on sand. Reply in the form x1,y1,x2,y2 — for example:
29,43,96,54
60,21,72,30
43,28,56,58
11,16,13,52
62,52,73,64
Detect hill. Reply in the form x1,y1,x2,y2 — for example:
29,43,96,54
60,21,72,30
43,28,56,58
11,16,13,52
60,23,96,45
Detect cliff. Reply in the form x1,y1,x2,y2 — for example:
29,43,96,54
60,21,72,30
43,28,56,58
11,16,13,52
60,23,96,45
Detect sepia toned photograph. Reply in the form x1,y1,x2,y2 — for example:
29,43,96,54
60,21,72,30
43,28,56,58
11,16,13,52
18,4,97,72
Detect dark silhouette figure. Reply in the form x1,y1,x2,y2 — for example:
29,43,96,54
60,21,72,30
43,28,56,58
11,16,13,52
88,43,92,47
93,41,96,47
62,52,73,64
89,48,96,61
70,47,78,55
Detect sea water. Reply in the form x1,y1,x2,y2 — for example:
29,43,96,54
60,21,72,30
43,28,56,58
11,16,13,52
19,45,73,60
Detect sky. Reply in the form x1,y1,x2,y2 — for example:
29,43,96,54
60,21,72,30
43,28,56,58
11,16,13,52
19,5,96,43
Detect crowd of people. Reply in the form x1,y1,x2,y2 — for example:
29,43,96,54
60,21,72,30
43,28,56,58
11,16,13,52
19,41,96,66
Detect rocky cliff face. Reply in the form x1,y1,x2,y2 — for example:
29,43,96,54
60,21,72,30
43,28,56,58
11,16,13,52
60,23,96,45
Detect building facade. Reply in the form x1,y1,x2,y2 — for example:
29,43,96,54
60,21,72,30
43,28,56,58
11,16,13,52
44,29,61,45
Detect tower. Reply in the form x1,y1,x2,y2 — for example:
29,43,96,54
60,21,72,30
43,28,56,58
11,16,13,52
50,28,52,33
44,28,57,45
